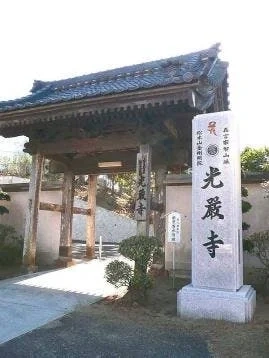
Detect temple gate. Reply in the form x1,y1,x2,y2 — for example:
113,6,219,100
0,44,228,269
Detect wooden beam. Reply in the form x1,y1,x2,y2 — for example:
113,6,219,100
73,165,136,175
73,207,91,215
0,182,62,193
48,142,190,175
40,202,62,212
39,202,91,215
59,170,74,258
163,119,178,138
25,133,140,155
49,150,137,175
70,150,137,174
23,153,44,268
71,150,137,167
86,175,97,259
45,154,70,167
24,117,180,156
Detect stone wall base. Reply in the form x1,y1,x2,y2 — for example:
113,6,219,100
177,284,256,323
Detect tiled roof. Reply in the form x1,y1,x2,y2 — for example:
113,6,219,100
0,44,228,113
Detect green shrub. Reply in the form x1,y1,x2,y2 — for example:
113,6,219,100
242,187,252,232
0,224,23,266
244,231,269,267
105,260,133,288
242,200,252,214
244,231,269,295
0,191,10,201
119,235,162,273
105,235,162,302
0,244,23,266
0,206,9,215
0,224,21,245
129,269,153,292
243,238,254,252
0,189,10,216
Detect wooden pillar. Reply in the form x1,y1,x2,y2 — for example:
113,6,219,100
59,170,74,259
135,144,152,236
153,166,166,240
23,153,44,268
86,175,97,258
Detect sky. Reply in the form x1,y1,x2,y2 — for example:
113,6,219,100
0,0,268,155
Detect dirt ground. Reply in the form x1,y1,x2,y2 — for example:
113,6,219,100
82,276,269,358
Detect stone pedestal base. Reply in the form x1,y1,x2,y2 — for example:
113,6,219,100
177,284,256,323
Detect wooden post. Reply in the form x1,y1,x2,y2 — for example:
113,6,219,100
59,170,74,260
23,153,44,268
153,166,166,240
39,202,91,215
86,175,97,258
135,144,152,236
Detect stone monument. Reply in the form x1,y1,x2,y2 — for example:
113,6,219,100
177,111,256,322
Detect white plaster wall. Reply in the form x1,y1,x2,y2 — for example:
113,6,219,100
0,176,29,184
165,182,269,272
242,183,269,236
0,190,62,265
165,185,192,272
72,198,136,243
242,183,269,271
36,191,62,264
0,191,137,264
0,192,26,237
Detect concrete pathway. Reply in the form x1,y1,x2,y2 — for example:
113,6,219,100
0,258,127,345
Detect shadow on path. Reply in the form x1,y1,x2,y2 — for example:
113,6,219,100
0,308,211,358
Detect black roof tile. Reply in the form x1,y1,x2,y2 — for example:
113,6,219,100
0,44,228,113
